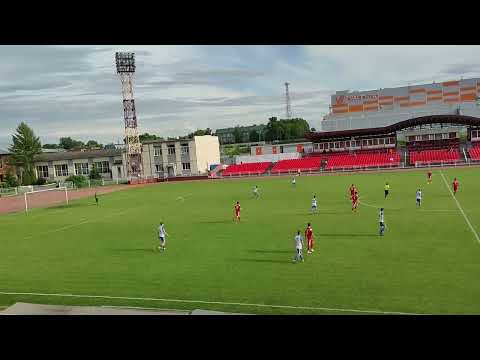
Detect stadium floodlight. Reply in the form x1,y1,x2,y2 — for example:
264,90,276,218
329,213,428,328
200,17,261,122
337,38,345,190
115,52,143,179
24,187,69,213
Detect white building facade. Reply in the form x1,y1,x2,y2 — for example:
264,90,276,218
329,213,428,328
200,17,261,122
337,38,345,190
322,78,480,132
142,135,220,177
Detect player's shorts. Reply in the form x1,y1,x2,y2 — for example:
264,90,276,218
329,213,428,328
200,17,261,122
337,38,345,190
159,236,165,242
311,205,317,209
379,222,384,227
453,187,458,192
385,190,389,196
416,198,421,204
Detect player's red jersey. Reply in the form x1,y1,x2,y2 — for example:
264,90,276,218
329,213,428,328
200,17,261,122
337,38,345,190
234,204,241,215
352,193,359,203
350,186,356,197
453,180,459,190
428,171,432,178
305,226,313,239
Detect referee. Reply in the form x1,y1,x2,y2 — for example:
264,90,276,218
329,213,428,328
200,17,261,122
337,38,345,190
384,182,390,198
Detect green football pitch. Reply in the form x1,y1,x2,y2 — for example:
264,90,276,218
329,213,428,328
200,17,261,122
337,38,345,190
1,167,480,315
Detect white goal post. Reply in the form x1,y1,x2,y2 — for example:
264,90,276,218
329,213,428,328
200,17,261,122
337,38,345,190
24,186,69,213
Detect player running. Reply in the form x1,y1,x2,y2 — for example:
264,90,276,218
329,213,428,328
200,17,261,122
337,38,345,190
311,195,318,214
349,184,356,198
158,222,168,251
292,230,305,263
452,178,459,196
351,190,359,212
234,201,241,222
427,170,432,184
416,189,422,207
94,192,99,205
379,208,386,236
384,182,390,199
292,177,296,187
253,185,260,199
305,223,315,254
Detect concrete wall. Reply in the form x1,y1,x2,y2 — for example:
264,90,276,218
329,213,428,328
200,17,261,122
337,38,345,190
193,135,220,174
235,153,300,164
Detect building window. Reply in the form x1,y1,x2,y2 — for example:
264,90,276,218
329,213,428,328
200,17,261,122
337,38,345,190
181,145,189,154
182,162,191,171
154,147,162,157
54,164,68,177
428,134,435,141
168,146,176,155
74,163,89,176
415,135,422,141
373,138,378,145
155,165,163,173
442,133,449,140
379,138,385,145
94,161,110,174
37,166,49,178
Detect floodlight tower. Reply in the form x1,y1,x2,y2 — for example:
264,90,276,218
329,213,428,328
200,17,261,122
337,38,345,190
115,52,143,178
285,82,292,119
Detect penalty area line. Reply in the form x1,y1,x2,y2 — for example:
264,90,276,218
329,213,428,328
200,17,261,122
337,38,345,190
440,171,480,244
0,290,426,315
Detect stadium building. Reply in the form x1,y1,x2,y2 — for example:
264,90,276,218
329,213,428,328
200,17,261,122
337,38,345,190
34,149,126,182
0,149,17,183
322,78,480,132
141,135,220,178
219,78,480,177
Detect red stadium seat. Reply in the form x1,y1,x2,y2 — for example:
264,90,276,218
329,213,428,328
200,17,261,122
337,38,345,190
305,149,400,170
222,162,272,176
270,158,322,173
409,149,460,165
468,143,480,161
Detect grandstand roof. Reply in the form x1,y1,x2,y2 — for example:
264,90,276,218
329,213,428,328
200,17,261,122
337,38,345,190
34,149,123,162
308,115,480,141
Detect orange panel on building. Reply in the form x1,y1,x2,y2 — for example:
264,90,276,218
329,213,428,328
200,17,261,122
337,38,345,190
409,88,426,93
460,86,476,92
460,93,476,101
256,147,262,155
443,91,459,97
348,104,364,112
444,98,460,103
427,96,442,101
443,80,460,87
427,90,442,95
409,101,426,107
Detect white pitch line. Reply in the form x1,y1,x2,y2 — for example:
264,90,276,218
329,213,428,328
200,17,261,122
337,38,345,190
440,171,480,244
0,290,425,315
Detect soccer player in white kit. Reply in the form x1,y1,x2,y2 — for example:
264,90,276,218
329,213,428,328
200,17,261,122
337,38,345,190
253,185,260,199
311,195,318,214
292,230,304,263
416,189,422,207
292,177,296,187
158,222,168,251
379,208,386,236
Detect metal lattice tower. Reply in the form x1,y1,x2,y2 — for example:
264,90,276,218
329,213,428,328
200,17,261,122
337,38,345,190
285,82,292,119
115,52,143,178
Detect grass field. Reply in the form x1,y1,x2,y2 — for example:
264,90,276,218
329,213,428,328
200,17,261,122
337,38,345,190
1,167,480,314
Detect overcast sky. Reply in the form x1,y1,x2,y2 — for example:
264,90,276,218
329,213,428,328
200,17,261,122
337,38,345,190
1,45,480,149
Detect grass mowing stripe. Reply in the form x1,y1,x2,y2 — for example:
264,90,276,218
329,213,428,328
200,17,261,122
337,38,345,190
439,171,480,244
0,291,426,315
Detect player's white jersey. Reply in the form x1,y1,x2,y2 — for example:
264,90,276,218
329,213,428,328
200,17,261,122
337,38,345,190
158,224,166,238
379,211,384,223
416,191,422,200
311,198,317,208
295,234,303,250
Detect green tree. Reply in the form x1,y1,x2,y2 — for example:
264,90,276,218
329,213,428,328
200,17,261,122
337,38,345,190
4,172,18,188
59,137,84,150
42,143,59,149
139,133,160,143
85,140,103,149
104,143,116,150
232,126,242,143
249,130,260,142
89,167,102,180
8,122,42,185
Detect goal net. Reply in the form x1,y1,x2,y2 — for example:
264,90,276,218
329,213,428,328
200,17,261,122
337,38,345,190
24,187,69,213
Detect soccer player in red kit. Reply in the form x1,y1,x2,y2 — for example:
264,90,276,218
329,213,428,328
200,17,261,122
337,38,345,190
305,223,314,254
351,191,359,212
234,201,241,222
427,171,432,184
349,184,356,198
452,178,459,195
